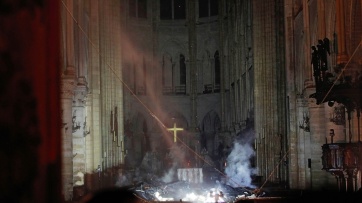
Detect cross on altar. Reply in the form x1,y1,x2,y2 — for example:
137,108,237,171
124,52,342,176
167,123,183,142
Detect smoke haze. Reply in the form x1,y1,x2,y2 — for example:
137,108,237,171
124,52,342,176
225,126,256,188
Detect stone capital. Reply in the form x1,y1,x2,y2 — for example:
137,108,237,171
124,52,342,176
61,79,76,99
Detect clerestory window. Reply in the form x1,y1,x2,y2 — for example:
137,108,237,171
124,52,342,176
199,0,218,18
160,0,186,20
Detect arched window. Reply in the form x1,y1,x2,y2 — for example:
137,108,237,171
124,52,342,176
199,0,218,18
160,0,186,20
174,0,186,19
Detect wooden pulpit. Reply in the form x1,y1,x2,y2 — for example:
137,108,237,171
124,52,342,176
321,143,362,192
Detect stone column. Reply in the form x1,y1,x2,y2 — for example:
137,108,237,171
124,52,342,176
72,84,87,188
71,3,90,198
253,0,264,176
297,97,311,189
335,0,348,63
97,0,123,178
74,0,89,86
253,0,282,182
305,85,335,189
61,0,76,200
152,0,160,96
60,75,75,201
284,0,296,188
99,1,111,172
317,0,326,38
110,0,123,169
187,0,200,169
303,0,312,79
188,0,198,131
64,0,75,73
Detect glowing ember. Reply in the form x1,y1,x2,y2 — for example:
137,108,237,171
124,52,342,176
131,179,264,203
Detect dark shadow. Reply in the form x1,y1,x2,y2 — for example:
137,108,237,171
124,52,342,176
81,187,143,203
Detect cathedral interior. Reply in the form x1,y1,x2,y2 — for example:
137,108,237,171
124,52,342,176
0,0,362,202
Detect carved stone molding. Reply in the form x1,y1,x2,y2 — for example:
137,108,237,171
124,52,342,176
61,79,76,99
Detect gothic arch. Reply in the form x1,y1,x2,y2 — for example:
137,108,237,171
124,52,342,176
159,39,187,57
159,39,188,93
199,110,221,156
124,112,150,169
160,49,188,93
200,35,218,58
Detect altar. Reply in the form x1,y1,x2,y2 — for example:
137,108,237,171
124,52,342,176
177,168,203,183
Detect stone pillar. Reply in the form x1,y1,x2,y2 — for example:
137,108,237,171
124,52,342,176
284,0,296,188
188,0,198,131
303,0,312,79
253,0,283,183
64,0,75,72
75,0,89,86
296,97,311,189
61,0,76,200
72,4,90,198
305,85,335,190
84,0,102,193
99,1,112,172
97,1,123,183
317,0,326,38
72,84,88,197
61,75,75,201
335,0,348,63
253,0,265,177
187,0,200,169
152,0,160,96
112,0,123,169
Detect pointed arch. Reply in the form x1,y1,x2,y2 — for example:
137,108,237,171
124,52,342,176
199,110,221,156
124,112,150,168
180,54,186,85
160,38,188,94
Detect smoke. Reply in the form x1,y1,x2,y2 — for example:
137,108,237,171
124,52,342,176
161,164,176,183
224,126,256,188
161,145,186,183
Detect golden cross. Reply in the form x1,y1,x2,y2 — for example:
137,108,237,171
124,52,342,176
167,123,183,142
